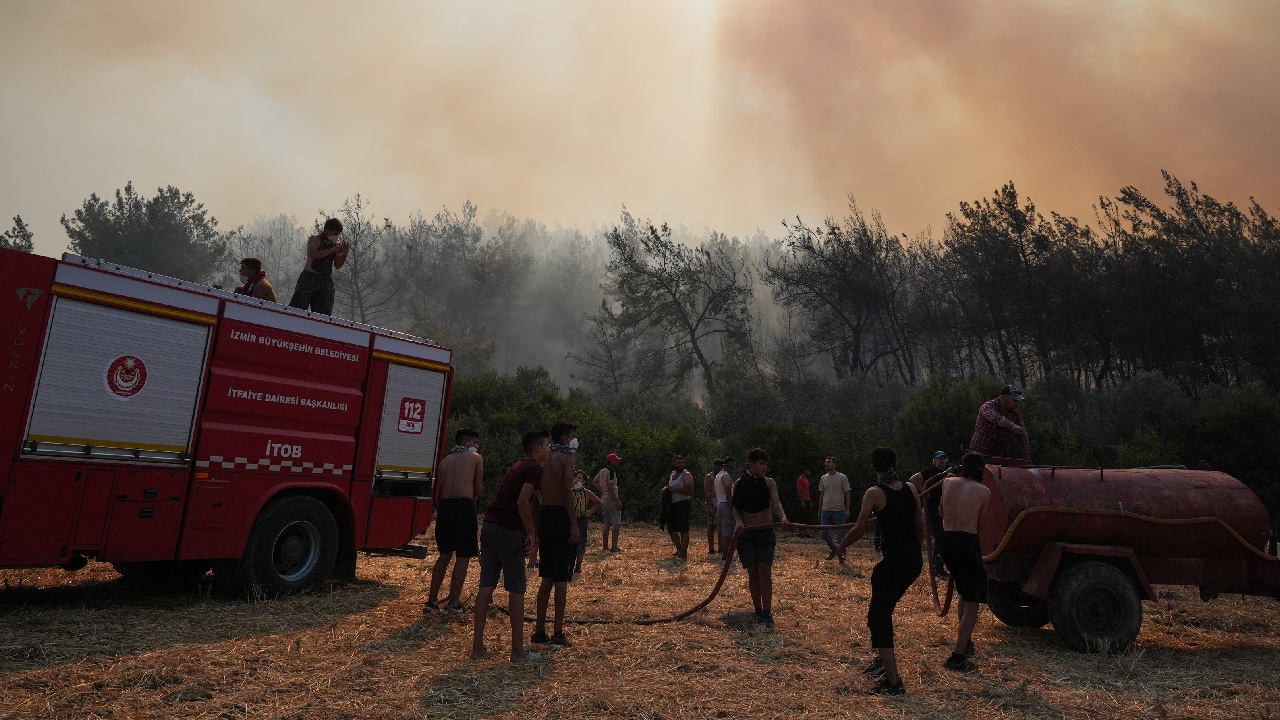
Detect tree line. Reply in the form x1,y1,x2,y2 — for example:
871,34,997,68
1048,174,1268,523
13,173,1280,517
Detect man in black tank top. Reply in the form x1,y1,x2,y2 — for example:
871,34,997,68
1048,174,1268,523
731,447,787,629
835,447,924,696
288,217,348,316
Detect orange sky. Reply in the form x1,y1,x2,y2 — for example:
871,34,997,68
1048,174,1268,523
2,1,1277,257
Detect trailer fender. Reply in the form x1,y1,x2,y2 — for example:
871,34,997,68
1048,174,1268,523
1021,542,1155,602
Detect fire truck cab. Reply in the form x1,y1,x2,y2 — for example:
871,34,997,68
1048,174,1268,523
0,248,452,595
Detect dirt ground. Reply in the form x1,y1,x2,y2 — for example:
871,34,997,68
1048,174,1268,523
1,523,1278,720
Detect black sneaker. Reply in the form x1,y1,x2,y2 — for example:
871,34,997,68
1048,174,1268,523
754,610,766,625
861,657,886,678
963,640,975,658
944,653,976,673
445,602,467,615
529,631,550,645
867,677,906,696
550,632,572,648
825,549,838,561
423,600,440,614
763,611,775,629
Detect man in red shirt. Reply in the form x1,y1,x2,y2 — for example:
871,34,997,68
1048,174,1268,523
969,385,1031,460
794,469,812,537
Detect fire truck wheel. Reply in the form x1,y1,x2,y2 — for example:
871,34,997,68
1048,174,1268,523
986,580,1051,628
112,560,211,588
235,495,338,597
1049,561,1143,654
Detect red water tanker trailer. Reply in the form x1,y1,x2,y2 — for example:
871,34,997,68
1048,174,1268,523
972,459,1280,652
0,248,453,596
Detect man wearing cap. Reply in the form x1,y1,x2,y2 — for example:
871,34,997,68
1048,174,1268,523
969,385,1031,460
594,453,624,552
910,451,951,578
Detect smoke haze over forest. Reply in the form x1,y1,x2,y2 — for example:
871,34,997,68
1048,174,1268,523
3,1,1279,258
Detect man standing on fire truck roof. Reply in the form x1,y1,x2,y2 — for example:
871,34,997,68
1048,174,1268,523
288,218,348,316
969,385,1031,460
425,427,484,615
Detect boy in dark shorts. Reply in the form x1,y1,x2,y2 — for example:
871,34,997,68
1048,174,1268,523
426,428,484,613
938,451,992,672
470,430,548,663
531,421,581,648
836,447,924,696
731,447,788,629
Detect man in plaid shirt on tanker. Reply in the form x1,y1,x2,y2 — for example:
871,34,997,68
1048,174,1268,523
969,385,1031,460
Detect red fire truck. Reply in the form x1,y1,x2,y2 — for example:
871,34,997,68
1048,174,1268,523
0,247,453,595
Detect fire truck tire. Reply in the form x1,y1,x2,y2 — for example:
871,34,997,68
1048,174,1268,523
234,495,338,597
986,580,1051,628
1049,561,1143,654
112,560,211,588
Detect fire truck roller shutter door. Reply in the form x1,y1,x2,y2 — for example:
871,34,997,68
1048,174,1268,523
24,298,210,461
374,363,446,487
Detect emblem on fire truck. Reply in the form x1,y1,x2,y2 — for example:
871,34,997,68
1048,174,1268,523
104,355,148,399
397,397,425,434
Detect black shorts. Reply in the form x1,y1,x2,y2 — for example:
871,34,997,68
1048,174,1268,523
537,506,575,582
737,528,776,568
667,500,691,533
939,530,988,603
434,497,478,558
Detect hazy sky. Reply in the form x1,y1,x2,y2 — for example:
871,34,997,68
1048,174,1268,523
3,1,1278,257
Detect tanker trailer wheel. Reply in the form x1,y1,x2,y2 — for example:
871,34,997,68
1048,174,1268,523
230,495,338,597
1049,561,1142,654
986,580,1051,628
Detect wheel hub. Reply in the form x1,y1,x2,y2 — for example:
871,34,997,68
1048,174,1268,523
273,520,321,582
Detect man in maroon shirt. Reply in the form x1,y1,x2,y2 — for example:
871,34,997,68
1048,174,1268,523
969,385,1031,460
470,429,549,663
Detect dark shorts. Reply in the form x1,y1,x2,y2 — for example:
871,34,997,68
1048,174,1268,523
479,521,527,594
737,528,776,568
939,530,988,603
434,497,478,558
667,500,691,533
288,271,335,316
537,506,575,582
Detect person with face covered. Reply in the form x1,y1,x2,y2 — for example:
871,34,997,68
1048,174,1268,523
234,257,276,302
731,447,788,629
662,455,694,559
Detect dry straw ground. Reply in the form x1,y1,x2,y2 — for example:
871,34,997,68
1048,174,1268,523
1,524,1278,719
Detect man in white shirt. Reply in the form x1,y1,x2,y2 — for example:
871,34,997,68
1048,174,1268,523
818,456,852,563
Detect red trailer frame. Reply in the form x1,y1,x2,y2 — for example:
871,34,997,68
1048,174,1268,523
0,249,453,595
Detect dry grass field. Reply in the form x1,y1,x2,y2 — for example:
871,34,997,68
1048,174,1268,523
2,523,1279,720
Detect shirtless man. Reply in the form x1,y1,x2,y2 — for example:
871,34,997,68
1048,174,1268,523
234,257,277,302
594,453,623,552
288,218,348,316
425,428,483,613
703,459,723,555
731,448,788,629
531,421,581,648
938,451,992,672
836,447,924,696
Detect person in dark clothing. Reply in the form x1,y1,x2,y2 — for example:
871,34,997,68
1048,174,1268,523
836,447,924,696
288,217,348,315
731,447,788,629
909,450,950,578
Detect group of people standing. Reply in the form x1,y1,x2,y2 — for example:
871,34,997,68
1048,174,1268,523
420,384,1029,696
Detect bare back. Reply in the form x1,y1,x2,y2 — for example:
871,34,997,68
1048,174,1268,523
436,451,483,500
542,450,576,509
939,476,990,534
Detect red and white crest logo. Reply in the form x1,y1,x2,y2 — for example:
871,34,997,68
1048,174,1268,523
105,355,147,399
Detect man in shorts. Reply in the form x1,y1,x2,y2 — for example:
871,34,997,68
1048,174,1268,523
471,430,547,663
663,455,694,559
426,427,484,614
595,453,623,551
715,457,736,553
531,421,581,648
704,459,723,555
939,451,992,672
731,448,788,629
